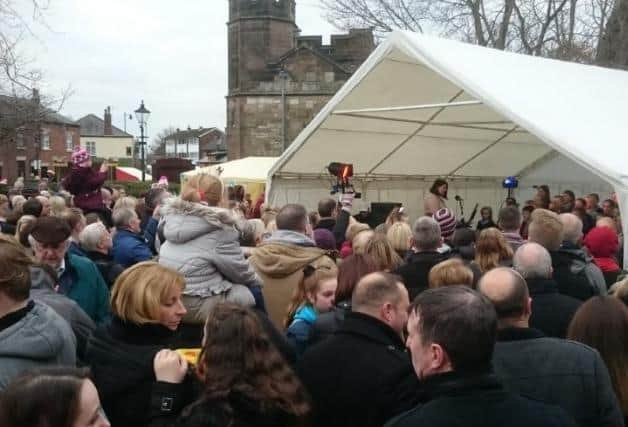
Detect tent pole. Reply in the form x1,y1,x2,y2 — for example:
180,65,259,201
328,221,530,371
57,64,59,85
334,100,482,115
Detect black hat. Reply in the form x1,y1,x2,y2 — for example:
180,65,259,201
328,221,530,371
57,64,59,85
30,216,71,245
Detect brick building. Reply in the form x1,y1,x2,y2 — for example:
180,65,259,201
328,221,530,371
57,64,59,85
0,91,80,183
227,0,375,159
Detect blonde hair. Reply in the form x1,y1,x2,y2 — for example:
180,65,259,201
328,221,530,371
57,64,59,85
429,258,474,288
610,279,628,307
386,222,413,253
113,196,138,211
474,228,514,273
110,262,185,325
181,174,223,206
365,233,403,272
49,196,67,216
345,222,370,242
284,262,338,328
528,208,564,251
352,229,374,255
11,195,26,214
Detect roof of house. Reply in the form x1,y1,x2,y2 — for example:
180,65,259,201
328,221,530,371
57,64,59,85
0,94,78,127
77,114,132,137
165,127,223,141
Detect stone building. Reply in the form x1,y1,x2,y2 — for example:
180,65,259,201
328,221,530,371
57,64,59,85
226,0,374,159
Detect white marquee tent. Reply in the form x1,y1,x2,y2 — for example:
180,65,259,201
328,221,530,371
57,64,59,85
182,156,278,201
267,31,628,252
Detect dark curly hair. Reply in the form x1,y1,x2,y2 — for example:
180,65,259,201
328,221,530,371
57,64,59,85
190,303,310,421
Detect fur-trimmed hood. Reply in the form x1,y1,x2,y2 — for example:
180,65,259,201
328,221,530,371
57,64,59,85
160,197,237,244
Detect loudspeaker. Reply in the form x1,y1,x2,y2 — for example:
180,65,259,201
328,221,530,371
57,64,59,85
367,202,402,229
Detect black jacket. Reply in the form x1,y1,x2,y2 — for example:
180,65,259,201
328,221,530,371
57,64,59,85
309,300,351,345
147,383,301,427
492,327,624,427
297,312,419,427
315,209,351,249
84,317,182,427
85,251,125,289
550,250,596,300
527,278,582,338
385,371,575,427
394,251,455,299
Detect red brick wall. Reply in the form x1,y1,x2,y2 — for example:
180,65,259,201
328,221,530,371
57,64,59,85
0,122,80,182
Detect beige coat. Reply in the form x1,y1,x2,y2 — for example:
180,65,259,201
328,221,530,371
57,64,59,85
251,236,336,329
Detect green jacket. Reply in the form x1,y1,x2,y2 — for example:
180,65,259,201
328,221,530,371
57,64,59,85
59,254,111,325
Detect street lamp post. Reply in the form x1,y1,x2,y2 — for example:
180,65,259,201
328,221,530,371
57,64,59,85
134,100,151,181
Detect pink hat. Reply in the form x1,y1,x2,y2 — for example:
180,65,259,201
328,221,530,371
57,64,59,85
433,208,457,239
71,146,90,167
158,176,169,187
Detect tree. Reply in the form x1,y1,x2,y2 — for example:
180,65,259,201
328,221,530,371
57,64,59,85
147,126,177,165
596,0,628,67
0,0,71,136
321,0,615,62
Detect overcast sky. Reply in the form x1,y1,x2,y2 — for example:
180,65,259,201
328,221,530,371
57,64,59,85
23,0,336,144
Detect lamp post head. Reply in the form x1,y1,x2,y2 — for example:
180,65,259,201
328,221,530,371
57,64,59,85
134,100,151,127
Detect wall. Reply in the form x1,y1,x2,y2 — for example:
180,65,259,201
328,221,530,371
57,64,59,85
80,136,134,159
0,123,80,182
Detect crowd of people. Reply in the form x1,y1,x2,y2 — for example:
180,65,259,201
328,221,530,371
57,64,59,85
0,152,627,427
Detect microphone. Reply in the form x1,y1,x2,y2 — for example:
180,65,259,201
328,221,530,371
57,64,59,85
455,195,463,201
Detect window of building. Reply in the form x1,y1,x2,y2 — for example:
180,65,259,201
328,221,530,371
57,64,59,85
126,147,132,156
41,130,50,150
86,141,96,156
16,132,24,149
65,132,73,151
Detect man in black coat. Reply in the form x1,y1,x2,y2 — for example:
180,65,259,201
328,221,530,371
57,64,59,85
79,222,124,288
394,216,454,299
298,272,418,427
386,286,575,427
479,267,624,427
314,196,352,249
512,243,581,338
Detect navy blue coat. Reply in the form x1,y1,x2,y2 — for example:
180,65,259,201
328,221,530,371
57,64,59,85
112,228,153,268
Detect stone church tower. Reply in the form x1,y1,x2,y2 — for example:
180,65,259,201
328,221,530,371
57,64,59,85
226,0,374,159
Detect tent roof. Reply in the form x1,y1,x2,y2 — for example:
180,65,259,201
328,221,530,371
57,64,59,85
116,167,151,181
270,31,628,188
184,156,278,183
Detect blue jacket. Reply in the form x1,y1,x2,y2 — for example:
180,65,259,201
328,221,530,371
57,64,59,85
286,305,318,358
112,228,153,268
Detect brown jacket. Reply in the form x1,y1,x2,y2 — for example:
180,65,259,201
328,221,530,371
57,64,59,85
250,231,336,329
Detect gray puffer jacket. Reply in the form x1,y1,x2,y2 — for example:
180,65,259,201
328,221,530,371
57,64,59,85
0,301,76,390
158,198,258,298
559,243,607,295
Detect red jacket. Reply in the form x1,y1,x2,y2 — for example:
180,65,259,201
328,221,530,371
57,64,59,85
63,167,107,211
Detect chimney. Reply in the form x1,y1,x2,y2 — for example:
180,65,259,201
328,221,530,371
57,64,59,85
104,106,112,136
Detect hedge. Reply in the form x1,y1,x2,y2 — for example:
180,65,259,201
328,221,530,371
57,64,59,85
104,181,180,197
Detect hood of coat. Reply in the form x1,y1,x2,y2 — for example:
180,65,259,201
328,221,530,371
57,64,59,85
557,245,592,274
252,241,326,278
0,302,69,362
160,197,237,244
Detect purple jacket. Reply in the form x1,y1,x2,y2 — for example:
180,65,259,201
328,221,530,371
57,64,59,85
63,167,106,211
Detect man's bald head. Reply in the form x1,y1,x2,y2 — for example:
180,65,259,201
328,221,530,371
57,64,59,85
352,272,405,313
478,267,530,326
513,242,552,280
